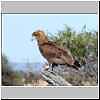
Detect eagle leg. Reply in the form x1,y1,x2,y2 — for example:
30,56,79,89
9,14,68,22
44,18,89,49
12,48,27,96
51,63,58,71
51,64,54,71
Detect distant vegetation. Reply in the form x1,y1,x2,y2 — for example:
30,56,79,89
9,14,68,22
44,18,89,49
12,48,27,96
2,55,23,85
2,54,42,86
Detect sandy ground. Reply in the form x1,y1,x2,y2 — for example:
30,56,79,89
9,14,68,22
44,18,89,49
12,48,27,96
24,79,48,86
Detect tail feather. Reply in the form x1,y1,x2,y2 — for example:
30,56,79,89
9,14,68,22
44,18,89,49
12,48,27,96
74,60,81,67
71,60,81,70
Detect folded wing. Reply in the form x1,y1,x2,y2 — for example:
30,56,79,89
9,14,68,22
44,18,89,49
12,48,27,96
39,41,75,65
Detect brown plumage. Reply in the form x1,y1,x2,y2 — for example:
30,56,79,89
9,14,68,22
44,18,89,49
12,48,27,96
32,30,81,70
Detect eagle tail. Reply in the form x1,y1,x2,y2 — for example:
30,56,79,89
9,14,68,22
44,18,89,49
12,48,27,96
71,60,81,70
74,60,81,67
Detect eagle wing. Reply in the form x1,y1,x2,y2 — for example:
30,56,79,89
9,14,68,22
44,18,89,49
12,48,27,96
39,41,74,65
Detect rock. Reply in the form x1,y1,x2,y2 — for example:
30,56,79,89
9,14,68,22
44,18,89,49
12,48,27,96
40,54,98,86
41,70,72,86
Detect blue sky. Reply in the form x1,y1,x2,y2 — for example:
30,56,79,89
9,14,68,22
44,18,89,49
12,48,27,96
2,14,98,63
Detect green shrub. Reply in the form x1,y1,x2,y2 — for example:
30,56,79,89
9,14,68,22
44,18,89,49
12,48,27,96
48,25,98,64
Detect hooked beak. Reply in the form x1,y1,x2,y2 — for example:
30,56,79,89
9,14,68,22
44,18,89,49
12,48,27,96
32,32,38,36
31,32,36,42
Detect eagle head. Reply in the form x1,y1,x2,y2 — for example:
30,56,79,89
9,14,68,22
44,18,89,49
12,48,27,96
32,30,48,43
32,30,45,37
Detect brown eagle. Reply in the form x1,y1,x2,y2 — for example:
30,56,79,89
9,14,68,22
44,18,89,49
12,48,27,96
32,30,81,71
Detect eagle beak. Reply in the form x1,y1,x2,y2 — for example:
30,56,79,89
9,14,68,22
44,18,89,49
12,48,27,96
32,32,35,37
31,32,36,41
32,32,37,37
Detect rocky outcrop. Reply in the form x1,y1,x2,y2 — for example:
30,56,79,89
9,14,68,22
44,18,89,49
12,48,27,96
42,70,72,86
41,56,98,86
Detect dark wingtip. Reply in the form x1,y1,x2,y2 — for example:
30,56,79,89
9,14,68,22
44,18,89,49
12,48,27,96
74,60,81,68
70,60,81,70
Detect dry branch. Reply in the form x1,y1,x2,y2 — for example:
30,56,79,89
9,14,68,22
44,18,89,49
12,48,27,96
41,70,72,86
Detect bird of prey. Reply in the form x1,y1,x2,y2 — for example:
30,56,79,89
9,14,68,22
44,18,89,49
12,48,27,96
32,30,81,71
